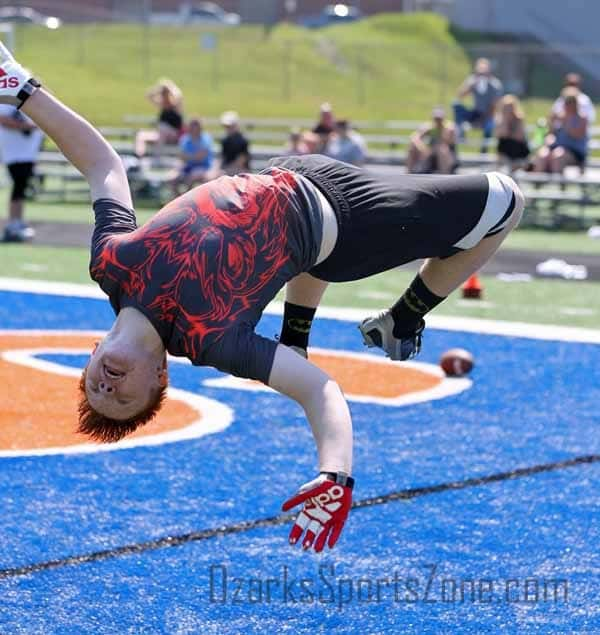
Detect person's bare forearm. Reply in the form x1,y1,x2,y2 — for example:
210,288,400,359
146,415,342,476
21,89,132,206
269,344,353,474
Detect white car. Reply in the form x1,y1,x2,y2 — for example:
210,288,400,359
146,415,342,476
151,2,241,27
0,6,61,29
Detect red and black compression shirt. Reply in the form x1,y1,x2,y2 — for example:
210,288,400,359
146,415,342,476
90,168,323,383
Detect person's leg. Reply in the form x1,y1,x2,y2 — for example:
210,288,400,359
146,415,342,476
3,162,35,242
420,193,524,297
135,129,158,158
279,273,329,356
549,147,575,174
407,140,429,173
481,116,494,153
533,146,551,173
360,173,525,360
453,103,470,140
435,145,455,174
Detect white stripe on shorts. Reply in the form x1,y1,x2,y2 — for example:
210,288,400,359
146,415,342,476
453,172,514,250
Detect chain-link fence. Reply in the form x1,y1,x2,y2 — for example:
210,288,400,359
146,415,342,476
6,22,600,126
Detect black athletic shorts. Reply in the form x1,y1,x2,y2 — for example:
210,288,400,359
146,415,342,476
268,154,516,282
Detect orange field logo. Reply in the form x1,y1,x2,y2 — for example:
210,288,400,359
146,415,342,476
0,330,470,457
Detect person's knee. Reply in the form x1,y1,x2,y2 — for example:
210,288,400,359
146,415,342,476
492,171,525,230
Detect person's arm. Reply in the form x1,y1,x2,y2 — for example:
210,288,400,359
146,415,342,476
269,344,354,551
457,76,473,99
0,42,132,207
0,113,34,132
22,90,132,207
269,344,353,474
565,114,588,139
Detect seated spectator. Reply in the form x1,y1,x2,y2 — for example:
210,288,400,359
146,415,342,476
282,127,310,156
550,73,595,127
170,118,213,195
406,107,457,174
219,111,250,175
301,131,322,154
326,119,367,166
533,89,588,174
312,102,336,153
495,95,529,171
453,58,503,152
135,78,184,157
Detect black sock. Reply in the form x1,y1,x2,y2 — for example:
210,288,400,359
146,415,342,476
279,302,317,350
390,275,445,337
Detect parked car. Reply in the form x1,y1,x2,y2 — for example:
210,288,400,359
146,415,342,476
151,2,240,26
181,2,240,25
299,3,362,29
0,6,61,29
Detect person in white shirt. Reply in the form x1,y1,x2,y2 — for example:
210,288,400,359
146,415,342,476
0,104,43,241
550,73,596,126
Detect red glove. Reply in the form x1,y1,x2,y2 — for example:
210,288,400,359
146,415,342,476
282,472,354,553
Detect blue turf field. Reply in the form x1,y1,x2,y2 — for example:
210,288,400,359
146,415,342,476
0,288,599,634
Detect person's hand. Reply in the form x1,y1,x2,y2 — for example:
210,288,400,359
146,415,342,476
0,41,40,108
282,472,354,553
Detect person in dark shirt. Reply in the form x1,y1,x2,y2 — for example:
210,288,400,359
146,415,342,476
135,78,184,157
2,45,525,553
218,110,250,175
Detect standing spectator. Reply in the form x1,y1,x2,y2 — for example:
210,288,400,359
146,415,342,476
0,105,43,242
453,58,503,152
406,107,458,174
219,111,250,175
282,127,310,156
326,119,367,166
550,73,595,127
533,89,588,173
170,118,213,195
135,78,184,157
495,95,529,171
312,102,336,153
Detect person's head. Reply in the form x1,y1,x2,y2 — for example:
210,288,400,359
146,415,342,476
498,94,523,120
335,119,350,138
78,322,168,443
220,110,240,133
155,78,182,108
564,73,582,89
302,131,321,153
431,107,446,126
289,127,302,146
474,57,491,76
188,118,203,138
319,102,335,127
562,87,580,114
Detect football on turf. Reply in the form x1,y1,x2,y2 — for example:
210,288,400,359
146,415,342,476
440,348,474,377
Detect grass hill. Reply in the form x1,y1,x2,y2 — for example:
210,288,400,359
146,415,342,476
12,13,550,127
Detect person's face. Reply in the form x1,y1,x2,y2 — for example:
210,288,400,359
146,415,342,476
503,103,515,116
336,125,348,138
475,61,490,76
321,110,334,126
189,121,202,137
84,337,166,420
433,116,444,127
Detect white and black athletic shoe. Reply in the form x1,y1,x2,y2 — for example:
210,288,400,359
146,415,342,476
358,311,424,361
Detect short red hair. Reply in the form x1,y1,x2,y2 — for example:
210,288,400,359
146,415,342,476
77,372,167,443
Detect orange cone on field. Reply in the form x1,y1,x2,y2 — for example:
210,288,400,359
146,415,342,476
462,274,483,299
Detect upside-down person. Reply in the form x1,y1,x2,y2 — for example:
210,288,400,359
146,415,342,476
0,44,525,553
